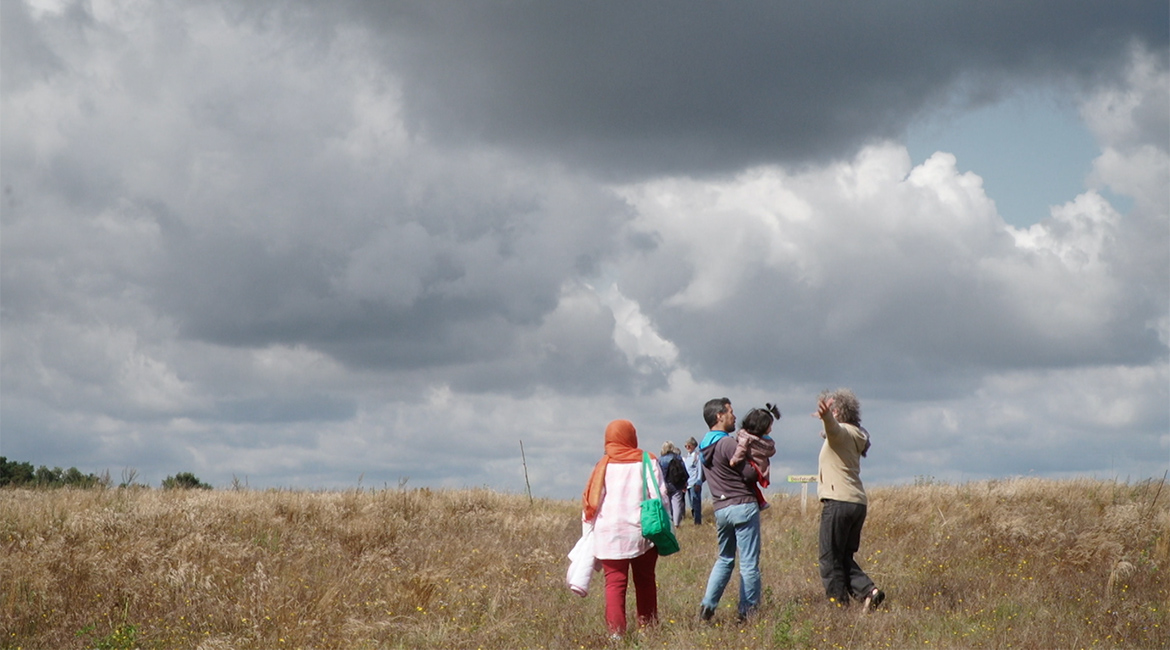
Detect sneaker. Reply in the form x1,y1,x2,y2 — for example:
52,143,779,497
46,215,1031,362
862,588,885,611
698,605,715,622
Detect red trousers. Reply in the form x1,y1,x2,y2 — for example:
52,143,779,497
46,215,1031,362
599,549,658,634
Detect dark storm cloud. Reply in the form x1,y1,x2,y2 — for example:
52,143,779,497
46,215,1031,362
143,158,644,393
334,0,1168,177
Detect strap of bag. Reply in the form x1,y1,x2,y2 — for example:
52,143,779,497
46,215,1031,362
641,452,663,501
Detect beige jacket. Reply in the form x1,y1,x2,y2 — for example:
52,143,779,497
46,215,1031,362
816,421,869,505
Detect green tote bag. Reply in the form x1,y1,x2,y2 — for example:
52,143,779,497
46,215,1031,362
640,452,680,556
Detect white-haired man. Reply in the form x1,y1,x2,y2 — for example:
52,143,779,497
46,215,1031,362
815,388,884,611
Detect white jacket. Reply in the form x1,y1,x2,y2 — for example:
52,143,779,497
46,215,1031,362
566,521,597,596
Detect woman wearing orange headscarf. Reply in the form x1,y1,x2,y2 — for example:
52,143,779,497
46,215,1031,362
581,419,668,637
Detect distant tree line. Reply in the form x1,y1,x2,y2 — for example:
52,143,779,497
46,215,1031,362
0,457,104,488
0,457,212,489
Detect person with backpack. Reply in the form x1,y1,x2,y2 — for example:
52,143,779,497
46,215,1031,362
658,442,689,527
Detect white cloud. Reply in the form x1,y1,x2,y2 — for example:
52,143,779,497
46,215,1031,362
117,348,193,412
614,132,1161,388
1009,192,1118,270
250,344,346,384
600,283,679,368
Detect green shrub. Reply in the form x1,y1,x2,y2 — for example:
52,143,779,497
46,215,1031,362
161,472,212,490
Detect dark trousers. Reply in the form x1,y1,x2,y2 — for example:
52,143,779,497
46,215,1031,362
818,499,875,603
688,485,703,524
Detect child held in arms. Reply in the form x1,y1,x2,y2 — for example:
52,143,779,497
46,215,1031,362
729,403,780,510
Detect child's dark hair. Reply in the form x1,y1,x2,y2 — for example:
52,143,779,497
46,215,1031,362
741,402,781,436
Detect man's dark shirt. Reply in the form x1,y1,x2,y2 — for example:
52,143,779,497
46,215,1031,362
701,434,759,511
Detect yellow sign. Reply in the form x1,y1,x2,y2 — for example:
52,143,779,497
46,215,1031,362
787,475,818,483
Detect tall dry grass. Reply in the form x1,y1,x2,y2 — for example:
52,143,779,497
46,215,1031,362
1,477,1167,649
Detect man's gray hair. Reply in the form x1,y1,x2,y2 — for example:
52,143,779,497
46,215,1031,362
820,388,861,426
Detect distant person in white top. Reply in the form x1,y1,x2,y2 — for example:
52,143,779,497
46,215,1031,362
683,437,704,525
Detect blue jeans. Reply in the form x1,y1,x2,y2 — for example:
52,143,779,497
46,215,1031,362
701,502,761,617
688,485,703,524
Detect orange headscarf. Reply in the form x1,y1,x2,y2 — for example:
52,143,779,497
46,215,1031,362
582,419,651,522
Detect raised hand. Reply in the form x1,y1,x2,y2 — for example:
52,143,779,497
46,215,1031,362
815,397,835,421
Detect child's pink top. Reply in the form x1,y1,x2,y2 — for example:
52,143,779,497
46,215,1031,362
731,430,776,486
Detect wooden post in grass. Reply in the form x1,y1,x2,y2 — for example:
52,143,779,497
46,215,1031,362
788,474,818,516
520,439,533,505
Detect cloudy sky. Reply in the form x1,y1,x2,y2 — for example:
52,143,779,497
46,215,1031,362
2,0,1167,498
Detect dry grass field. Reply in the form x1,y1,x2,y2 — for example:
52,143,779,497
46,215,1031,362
2,477,1167,649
